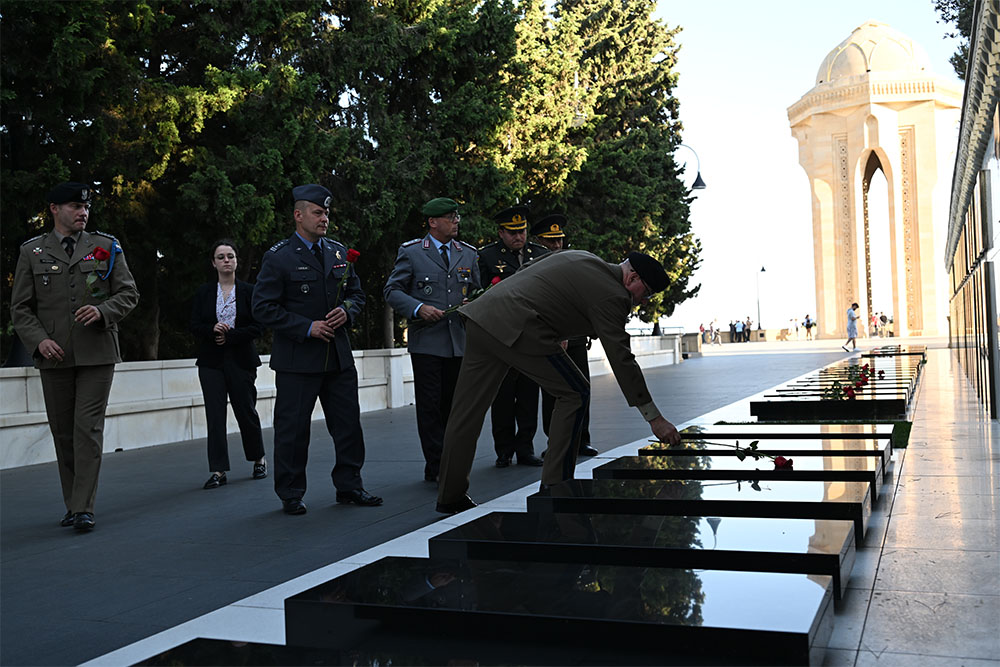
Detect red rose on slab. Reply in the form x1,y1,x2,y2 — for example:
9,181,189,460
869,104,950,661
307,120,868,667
773,456,794,470
93,247,111,261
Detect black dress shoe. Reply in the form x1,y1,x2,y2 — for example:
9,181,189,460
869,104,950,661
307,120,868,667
495,455,513,468
424,473,439,483
578,445,600,457
60,512,75,527
282,498,307,515
252,461,267,480
73,512,95,531
203,472,227,489
336,488,383,506
517,454,544,467
435,494,478,515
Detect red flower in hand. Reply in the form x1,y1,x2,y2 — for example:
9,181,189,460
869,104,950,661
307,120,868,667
93,247,111,261
490,276,502,286
773,456,794,470
346,248,360,263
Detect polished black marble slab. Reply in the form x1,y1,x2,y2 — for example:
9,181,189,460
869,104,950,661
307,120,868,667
284,556,834,665
595,453,884,500
681,423,895,440
526,478,871,546
665,436,892,468
750,395,907,421
861,345,927,360
428,511,855,599
133,635,689,666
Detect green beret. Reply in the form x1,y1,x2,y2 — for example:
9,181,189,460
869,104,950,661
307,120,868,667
422,197,459,217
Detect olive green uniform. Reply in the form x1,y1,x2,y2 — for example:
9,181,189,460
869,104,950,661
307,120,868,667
11,230,139,514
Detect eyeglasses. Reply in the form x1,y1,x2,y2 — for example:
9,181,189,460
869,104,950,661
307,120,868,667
440,212,460,222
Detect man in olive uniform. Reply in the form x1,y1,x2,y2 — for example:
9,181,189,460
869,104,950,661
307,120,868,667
476,205,549,468
531,214,598,458
384,197,481,483
252,184,382,515
11,182,140,531
436,250,682,514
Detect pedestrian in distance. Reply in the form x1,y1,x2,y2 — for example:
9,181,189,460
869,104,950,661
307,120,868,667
383,197,480,483
842,302,859,352
190,239,267,490
10,182,140,532
252,184,382,515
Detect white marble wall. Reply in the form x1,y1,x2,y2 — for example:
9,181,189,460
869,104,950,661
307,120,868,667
0,336,679,469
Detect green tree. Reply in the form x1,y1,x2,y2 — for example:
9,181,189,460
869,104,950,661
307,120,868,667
933,0,975,79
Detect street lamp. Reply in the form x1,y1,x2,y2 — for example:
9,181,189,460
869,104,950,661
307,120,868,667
756,266,765,331
676,143,706,190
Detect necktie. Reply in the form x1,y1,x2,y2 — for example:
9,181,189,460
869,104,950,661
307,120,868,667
440,244,449,268
312,242,324,271
62,237,75,258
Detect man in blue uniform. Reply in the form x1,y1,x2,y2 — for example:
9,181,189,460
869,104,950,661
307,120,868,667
384,197,481,482
476,205,549,468
252,184,382,515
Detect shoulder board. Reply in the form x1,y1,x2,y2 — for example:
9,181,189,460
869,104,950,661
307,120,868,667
21,234,44,246
324,237,346,250
457,240,477,250
268,239,290,253
91,230,119,243
528,242,547,250
479,240,500,251
402,238,421,247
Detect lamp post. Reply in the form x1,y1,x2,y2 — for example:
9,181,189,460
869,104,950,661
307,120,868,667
676,143,706,190
756,266,765,331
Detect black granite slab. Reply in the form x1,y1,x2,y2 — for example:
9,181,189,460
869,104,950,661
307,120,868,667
132,634,690,666
663,436,892,468
594,453,884,500
526,478,872,546
750,395,907,420
861,345,927,360
284,556,834,665
681,423,895,440
428,512,856,599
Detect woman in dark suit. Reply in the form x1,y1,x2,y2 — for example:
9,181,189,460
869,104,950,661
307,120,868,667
190,239,266,489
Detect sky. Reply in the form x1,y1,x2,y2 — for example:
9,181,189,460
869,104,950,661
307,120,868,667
651,0,964,332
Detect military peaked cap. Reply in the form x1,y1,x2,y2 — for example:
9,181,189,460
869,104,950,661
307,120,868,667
493,205,529,231
532,214,566,238
627,252,669,293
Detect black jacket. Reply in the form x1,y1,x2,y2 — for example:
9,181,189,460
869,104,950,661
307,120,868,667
190,280,262,369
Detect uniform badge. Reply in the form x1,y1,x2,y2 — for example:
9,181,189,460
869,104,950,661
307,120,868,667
300,284,310,293
42,276,50,287
495,261,506,274
51,265,60,271
335,250,342,260
32,247,42,255
462,285,468,296
423,285,433,295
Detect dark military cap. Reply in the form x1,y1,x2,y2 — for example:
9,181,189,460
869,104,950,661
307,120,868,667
627,252,669,293
422,197,459,217
532,214,566,239
292,184,332,208
493,205,529,231
47,182,93,204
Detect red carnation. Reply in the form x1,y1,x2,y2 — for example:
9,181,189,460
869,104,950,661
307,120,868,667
491,276,502,286
773,456,794,470
346,248,360,263
93,247,111,261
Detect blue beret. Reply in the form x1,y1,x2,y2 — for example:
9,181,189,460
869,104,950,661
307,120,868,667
47,182,93,204
292,184,332,208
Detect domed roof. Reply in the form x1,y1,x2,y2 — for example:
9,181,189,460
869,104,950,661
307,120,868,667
815,20,932,85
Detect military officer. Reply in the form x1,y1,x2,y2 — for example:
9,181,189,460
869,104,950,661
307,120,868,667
531,214,599,458
252,184,382,515
476,205,549,468
10,182,140,531
384,197,481,483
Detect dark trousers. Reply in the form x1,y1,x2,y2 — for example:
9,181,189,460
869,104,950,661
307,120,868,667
410,353,462,478
541,339,591,450
272,366,365,501
39,364,115,514
198,354,265,472
491,368,540,459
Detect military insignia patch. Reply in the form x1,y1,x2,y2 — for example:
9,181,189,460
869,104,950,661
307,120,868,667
33,247,42,255
300,284,310,293
423,285,433,295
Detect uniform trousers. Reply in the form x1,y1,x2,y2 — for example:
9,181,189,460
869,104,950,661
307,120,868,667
541,338,591,450
197,352,265,472
272,365,365,501
409,352,462,478
491,369,540,459
438,320,589,505
39,364,115,514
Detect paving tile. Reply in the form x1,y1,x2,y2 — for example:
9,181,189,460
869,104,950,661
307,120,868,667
823,647,858,666
896,475,998,495
874,548,1000,595
829,587,872,650
888,492,999,519
884,516,999,550
846,547,881,590
860,590,1000,660
854,650,1000,666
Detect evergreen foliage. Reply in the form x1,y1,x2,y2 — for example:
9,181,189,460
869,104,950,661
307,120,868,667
1,0,701,360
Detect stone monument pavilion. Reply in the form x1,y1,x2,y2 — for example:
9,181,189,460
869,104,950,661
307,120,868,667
788,21,962,338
